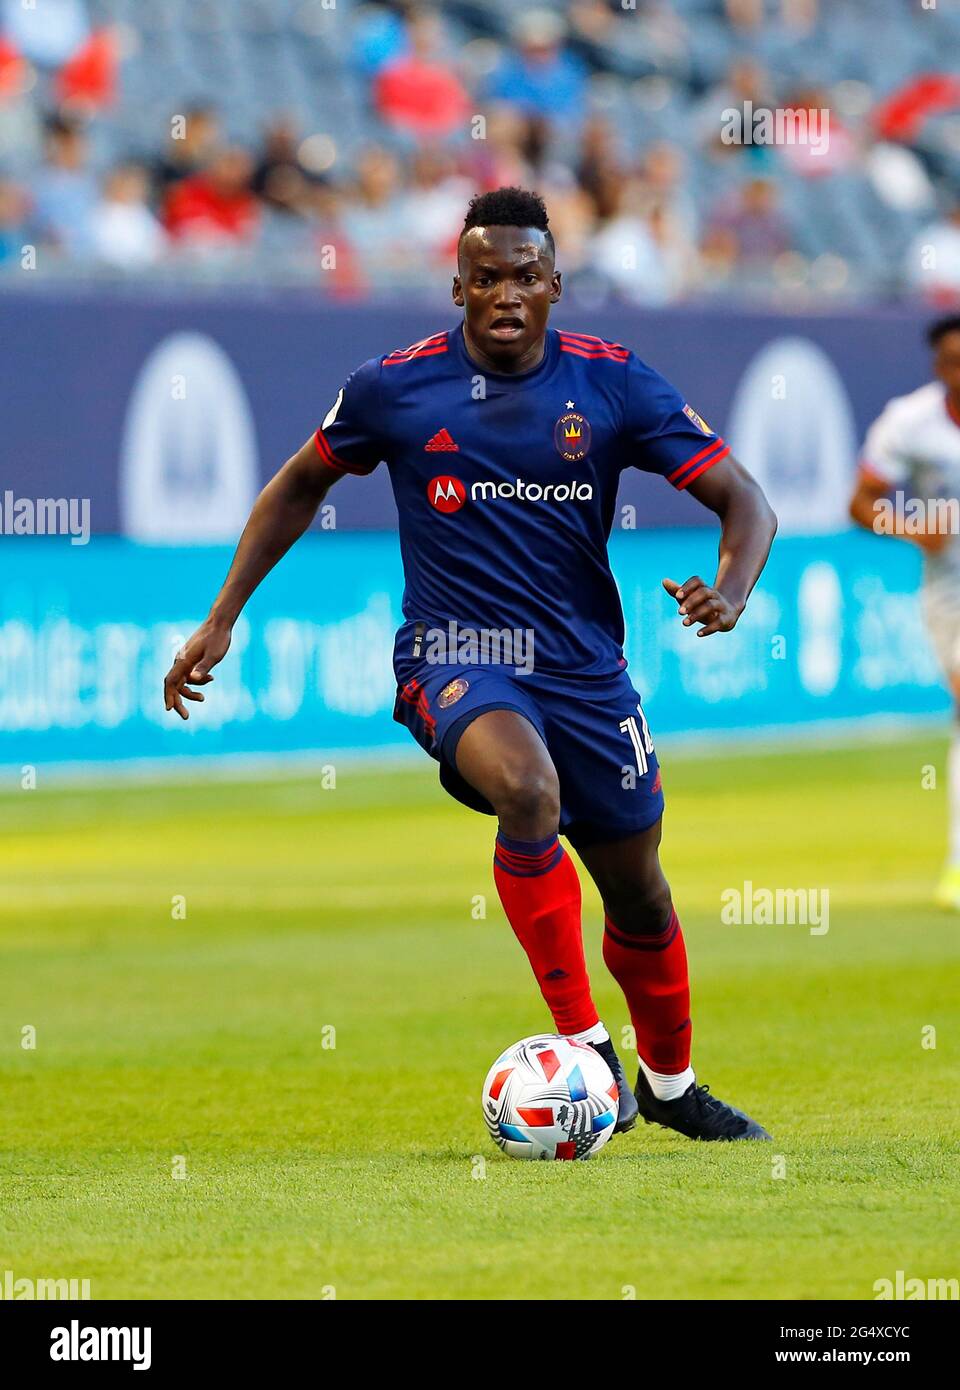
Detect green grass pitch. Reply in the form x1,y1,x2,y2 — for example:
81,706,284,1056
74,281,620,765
0,734,957,1301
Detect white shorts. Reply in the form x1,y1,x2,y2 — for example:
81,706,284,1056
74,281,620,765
922,584,960,683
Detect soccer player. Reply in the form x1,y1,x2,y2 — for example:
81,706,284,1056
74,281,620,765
164,188,777,1142
850,315,960,909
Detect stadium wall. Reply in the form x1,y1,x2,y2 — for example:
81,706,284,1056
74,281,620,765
0,532,946,767
3,291,946,764
0,288,938,538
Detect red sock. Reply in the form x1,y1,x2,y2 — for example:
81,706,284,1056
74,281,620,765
602,906,691,1073
493,832,599,1035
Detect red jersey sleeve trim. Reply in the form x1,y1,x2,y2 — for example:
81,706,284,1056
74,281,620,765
668,438,728,490
383,332,449,366
314,428,375,476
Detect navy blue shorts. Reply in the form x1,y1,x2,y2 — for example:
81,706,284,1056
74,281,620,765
392,662,664,849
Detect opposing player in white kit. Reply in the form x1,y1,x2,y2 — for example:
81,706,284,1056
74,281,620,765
849,315,960,908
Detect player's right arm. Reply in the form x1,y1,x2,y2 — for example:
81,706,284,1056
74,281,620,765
849,400,949,554
849,471,949,554
164,358,385,719
163,438,343,719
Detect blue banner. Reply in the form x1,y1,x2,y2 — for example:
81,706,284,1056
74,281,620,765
0,532,947,767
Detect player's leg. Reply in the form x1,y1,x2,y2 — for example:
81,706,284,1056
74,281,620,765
519,675,685,1093
455,706,633,1128
924,592,960,907
454,708,560,839
937,673,960,908
453,710,605,1043
951,676,960,865
394,669,634,1127
454,709,637,1130
575,820,692,1093
577,825,769,1140
543,669,768,1140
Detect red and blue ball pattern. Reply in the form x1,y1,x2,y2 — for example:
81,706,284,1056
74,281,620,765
481,1034,619,1160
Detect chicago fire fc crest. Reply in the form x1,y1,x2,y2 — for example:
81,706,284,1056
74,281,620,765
554,411,591,462
438,677,469,709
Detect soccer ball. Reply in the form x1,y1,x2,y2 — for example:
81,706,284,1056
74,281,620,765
481,1033,619,1160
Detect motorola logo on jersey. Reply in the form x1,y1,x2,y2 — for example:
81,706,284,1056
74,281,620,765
428,474,594,513
427,475,467,512
471,479,594,502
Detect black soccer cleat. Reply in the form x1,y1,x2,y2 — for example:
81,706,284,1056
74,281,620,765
634,1068,771,1141
589,1038,638,1134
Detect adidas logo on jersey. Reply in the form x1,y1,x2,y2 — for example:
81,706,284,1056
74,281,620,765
425,428,459,452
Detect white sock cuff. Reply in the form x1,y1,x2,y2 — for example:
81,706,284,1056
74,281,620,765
567,1021,610,1046
639,1056,695,1101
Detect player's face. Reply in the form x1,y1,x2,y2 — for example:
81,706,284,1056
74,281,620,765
934,330,960,400
453,226,561,370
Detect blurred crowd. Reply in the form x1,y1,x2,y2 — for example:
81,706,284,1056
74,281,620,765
1,0,960,304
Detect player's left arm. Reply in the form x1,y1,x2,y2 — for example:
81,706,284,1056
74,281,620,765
663,455,778,637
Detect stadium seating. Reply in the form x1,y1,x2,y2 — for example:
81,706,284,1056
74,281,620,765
0,0,957,301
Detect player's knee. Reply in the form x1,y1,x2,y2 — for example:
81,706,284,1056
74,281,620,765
603,870,672,937
491,762,561,836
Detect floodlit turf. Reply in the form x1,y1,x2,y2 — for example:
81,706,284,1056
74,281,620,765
0,734,957,1301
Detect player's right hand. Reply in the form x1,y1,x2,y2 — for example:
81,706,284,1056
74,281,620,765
163,618,233,721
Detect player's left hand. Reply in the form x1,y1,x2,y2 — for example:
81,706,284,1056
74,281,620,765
662,575,742,637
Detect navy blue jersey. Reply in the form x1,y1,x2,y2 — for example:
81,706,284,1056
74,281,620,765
315,324,728,679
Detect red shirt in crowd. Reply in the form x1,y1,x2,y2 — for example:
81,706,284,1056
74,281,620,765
163,175,259,243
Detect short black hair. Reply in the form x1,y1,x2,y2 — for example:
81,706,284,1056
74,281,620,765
927,314,960,348
460,186,555,260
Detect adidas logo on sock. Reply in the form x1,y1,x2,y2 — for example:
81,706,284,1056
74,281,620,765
425,428,459,452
